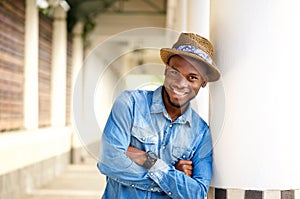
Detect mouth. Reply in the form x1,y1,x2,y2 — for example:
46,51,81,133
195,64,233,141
163,86,193,108
169,86,190,97
173,89,188,96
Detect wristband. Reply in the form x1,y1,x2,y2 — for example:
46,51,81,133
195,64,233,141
143,151,157,169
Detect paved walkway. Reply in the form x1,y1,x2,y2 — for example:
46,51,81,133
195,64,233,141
22,159,106,199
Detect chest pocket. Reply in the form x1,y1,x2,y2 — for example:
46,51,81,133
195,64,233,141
130,125,158,151
172,146,195,162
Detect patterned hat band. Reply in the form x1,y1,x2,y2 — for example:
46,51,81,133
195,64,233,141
174,45,213,65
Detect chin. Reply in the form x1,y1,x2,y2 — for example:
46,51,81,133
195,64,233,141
170,98,190,108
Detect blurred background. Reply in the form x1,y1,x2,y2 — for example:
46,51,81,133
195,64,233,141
1,0,300,199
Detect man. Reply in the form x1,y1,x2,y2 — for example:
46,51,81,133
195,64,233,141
97,33,221,198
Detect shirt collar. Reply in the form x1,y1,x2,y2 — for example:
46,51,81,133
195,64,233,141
150,86,192,127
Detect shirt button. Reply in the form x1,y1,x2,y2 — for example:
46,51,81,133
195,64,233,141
131,184,135,187
168,191,172,195
169,124,173,128
183,155,186,158
162,146,166,149
150,172,154,176
150,188,154,191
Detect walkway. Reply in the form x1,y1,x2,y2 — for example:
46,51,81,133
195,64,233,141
21,158,106,199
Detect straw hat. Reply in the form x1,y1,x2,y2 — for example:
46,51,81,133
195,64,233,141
160,33,221,82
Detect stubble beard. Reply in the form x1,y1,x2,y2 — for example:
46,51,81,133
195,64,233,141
162,86,195,109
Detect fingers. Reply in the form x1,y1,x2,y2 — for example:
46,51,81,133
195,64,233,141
182,164,193,171
175,160,193,177
179,160,193,165
184,170,193,177
182,163,193,177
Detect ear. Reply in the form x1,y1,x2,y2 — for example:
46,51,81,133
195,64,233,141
201,80,208,88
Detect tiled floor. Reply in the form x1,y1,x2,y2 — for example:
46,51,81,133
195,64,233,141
21,160,106,199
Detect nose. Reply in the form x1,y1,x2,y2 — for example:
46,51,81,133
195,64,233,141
174,73,188,88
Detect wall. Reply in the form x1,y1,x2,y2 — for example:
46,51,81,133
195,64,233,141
0,0,25,131
0,1,75,199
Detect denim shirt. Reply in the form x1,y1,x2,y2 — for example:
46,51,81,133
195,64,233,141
97,86,213,199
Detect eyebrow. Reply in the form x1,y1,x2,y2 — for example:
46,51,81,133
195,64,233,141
169,65,201,77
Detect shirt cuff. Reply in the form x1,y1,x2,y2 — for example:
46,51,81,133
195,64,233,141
147,159,170,180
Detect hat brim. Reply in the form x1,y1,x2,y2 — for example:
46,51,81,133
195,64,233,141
160,48,221,82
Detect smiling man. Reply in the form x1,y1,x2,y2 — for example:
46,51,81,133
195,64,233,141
97,33,221,199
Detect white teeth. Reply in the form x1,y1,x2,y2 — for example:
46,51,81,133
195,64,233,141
173,90,186,95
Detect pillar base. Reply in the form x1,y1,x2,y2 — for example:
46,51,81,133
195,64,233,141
208,187,299,199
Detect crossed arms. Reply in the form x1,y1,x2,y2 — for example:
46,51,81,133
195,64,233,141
126,146,193,177
97,91,212,198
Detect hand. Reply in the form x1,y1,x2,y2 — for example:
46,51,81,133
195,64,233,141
126,146,147,166
175,160,193,177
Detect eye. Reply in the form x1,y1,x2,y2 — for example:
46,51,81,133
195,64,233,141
169,68,179,75
189,75,199,81
171,70,178,75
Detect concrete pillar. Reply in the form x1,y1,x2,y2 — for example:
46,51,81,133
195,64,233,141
186,0,210,38
177,0,187,31
24,0,39,129
171,0,187,32
70,21,85,163
210,0,300,192
71,21,84,123
166,0,176,29
186,0,211,124
51,6,67,127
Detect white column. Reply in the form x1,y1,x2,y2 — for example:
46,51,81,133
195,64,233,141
166,0,176,29
177,0,187,31
186,0,210,38
210,0,300,190
186,0,211,124
70,21,84,124
51,6,67,127
24,0,39,129
173,0,187,32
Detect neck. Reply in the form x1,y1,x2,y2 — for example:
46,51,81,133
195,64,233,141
168,107,184,122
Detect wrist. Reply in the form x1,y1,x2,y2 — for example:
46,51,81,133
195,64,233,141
143,151,157,170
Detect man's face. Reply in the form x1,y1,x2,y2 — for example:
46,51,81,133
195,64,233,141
163,55,207,109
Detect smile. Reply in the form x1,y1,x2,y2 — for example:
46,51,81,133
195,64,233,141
171,88,189,96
